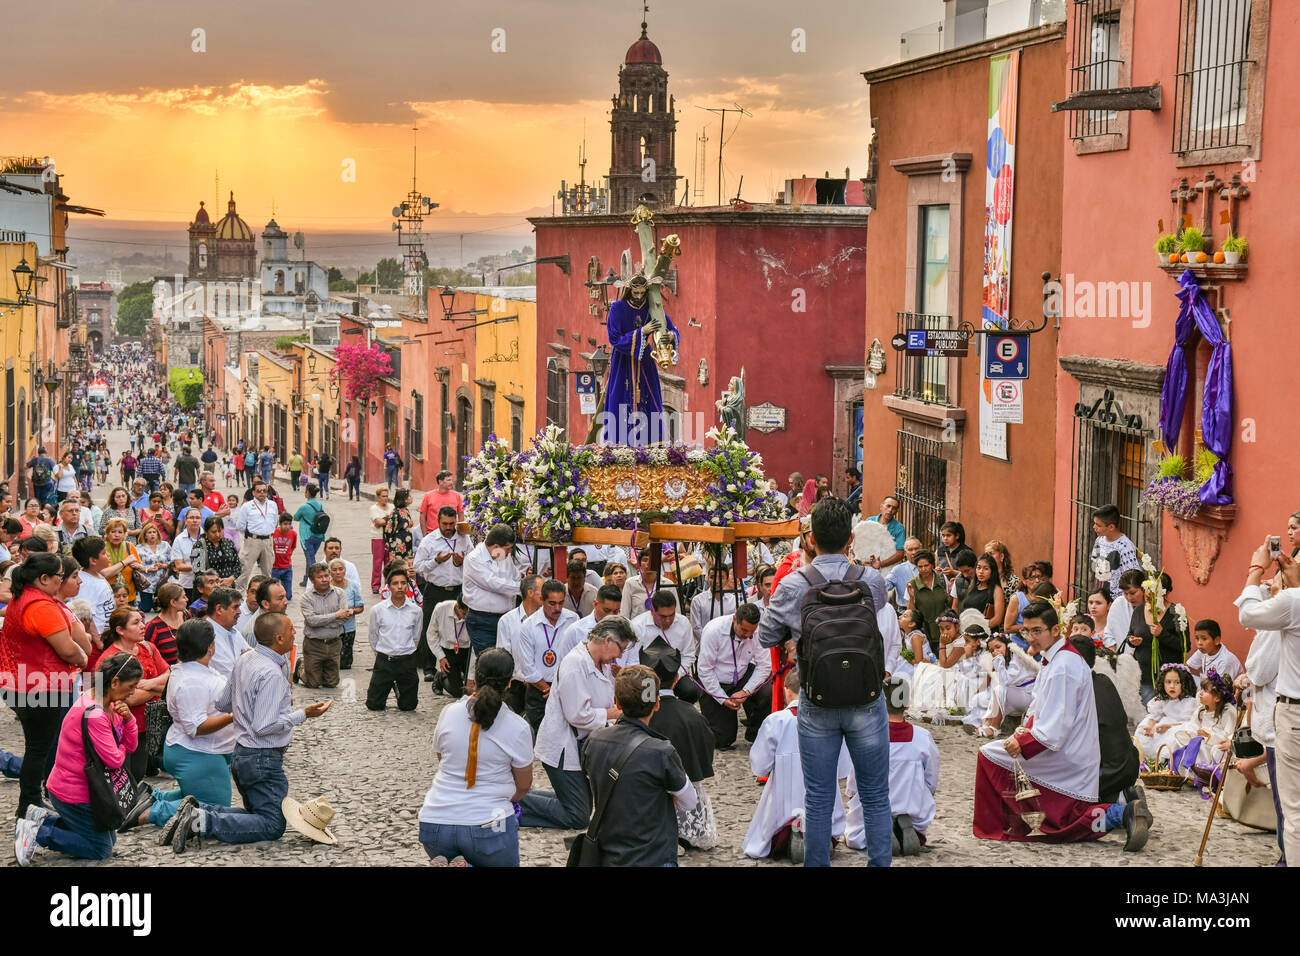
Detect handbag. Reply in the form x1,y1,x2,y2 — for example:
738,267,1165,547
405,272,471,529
82,705,143,831
1220,771,1277,831
145,699,172,757
566,733,649,868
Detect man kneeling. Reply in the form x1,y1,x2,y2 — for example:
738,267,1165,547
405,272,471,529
972,601,1151,850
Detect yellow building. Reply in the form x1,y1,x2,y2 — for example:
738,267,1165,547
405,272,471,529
469,287,536,452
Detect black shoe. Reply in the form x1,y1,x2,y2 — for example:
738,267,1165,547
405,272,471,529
424,669,436,683
894,814,920,857
157,795,197,847
117,787,155,833
1123,785,1152,852
171,800,204,855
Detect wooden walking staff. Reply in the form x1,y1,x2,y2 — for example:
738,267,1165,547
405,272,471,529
1193,703,1248,867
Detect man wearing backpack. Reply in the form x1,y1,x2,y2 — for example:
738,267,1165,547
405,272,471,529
293,483,330,587
26,446,56,507
757,497,893,867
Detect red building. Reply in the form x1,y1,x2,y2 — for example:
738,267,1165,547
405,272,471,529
1051,0,1284,656
529,205,867,492
861,22,1065,553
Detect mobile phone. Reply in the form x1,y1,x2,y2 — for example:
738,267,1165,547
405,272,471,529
1269,536,1282,559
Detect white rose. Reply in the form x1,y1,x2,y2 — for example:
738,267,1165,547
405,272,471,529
726,484,737,493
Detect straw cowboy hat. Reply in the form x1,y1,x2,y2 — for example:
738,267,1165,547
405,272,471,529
282,796,338,845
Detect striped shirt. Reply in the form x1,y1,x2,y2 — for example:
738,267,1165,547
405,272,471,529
214,643,305,750
138,455,165,477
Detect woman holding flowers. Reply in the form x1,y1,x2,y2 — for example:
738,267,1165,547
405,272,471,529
1120,564,1187,705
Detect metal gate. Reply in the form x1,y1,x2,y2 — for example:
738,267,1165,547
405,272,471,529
1067,389,1158,600
895,430,947,550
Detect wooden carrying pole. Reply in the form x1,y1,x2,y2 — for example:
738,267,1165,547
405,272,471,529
1193,704,1247,867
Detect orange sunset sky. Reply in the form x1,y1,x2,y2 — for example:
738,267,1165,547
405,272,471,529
0,0,943,230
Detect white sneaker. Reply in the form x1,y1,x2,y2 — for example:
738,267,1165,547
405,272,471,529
24,804,50,830
14,819,37,867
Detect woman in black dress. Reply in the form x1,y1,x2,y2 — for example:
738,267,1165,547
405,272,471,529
959,553,1006,627
1120,568,1185,705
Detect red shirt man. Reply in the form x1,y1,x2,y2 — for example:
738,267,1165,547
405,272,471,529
419,471,464,533
272,515,297,570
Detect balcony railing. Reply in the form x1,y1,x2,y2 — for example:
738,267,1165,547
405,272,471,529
57,288,77,328
894,311,956,406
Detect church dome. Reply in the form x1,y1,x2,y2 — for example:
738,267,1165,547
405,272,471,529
625,25,661,64
192,201,211,226
215,192,253,241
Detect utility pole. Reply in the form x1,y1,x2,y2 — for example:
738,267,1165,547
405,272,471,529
696,104,750,205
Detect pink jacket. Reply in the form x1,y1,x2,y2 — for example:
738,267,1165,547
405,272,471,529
46,692,138,806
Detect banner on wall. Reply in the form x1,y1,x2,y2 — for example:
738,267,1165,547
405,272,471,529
979,50,1019,461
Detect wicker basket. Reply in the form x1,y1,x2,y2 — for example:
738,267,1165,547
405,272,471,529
1136,738,1188,791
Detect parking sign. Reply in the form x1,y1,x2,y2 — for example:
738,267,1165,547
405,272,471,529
985,334,1029,379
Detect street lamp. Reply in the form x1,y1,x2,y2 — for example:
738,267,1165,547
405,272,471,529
369,399,378,416
307,353,317,375
328,381,339,400
589,344,610,379
438,285,488,321
12,258,35,306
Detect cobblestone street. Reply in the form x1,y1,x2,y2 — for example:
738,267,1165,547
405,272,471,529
0,436,1282,867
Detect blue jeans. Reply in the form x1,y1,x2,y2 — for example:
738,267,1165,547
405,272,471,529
318,473,331,498
38,794,115,860
465,609,505,658
385,465,399,489
518,752,590,829
199,745,289,844
419,816,519,867
302,535,323,573
272,566,294,602
1267,746,1286,863
179,483,196,494
147,744,233,826
1139,683,1156,706
0,749,22,778
138,590,157,614
798,692,892,867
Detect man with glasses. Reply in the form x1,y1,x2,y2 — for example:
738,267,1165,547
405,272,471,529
233,481,279,590
973,601,1152,851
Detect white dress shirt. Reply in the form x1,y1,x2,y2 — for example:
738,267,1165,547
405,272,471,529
690,590,738,646
429,599,470,660
534,641,615,770
624,609,696,672
171,531,199,588
369,597,424,656
208,619,249,679
495,603,532,681
560,611,599,663
412,530,473,587
516,606,580,684
1236,585,1300,698
234,498,279,536
164,660,238,754
697,614,771,698
462,543,520,613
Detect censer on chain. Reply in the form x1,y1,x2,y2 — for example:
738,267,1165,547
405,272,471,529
1013,760,1046,836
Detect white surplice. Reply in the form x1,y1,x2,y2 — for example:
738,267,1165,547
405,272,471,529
741,702,849,859
845,722,940,848
980,636,1101,802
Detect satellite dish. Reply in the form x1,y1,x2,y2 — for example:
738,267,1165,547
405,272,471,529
292,232,305,249
392,207,402,218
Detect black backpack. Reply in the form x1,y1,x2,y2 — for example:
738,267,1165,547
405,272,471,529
797,565,885,708
309,503,331,536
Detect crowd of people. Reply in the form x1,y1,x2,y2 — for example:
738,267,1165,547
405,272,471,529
3,344,1296,868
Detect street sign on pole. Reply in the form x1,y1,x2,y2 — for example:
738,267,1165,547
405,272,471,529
990,379,1024,423
985,334,1029,379
905,329,968,357
574,371,598,416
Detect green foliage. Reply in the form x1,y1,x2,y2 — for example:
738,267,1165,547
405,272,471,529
115,280,155,338
274,334,308,350
328,278,356,292
1154,234,1178,254
168,367,203,409
1157,454,1187,479
1178,227,1206,252
327,266,344,283
358,257,404,289
1194,447,1220,485
1222,235,1249,255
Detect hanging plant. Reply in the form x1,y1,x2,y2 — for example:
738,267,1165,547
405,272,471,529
330,342,393,404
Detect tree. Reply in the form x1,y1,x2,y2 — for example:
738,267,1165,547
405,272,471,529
327,266,344,284
360,258,404,289
115,280,155,338
330,342,393,404
329,277,357,292
167,367,203,409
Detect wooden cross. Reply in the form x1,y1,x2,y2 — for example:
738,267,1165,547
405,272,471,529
1170,178,1196,236
1193,170,1223,238
1218,173,1250,238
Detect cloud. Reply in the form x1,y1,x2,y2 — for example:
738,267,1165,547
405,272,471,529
23,80,329,119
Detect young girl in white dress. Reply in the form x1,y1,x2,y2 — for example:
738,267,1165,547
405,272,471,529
1173,669,1238,776
955,620,994,727
976,632,1039,738
893,609,936,683
1136,663,1197,762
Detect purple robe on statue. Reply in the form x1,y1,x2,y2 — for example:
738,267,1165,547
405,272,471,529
603,299,679,446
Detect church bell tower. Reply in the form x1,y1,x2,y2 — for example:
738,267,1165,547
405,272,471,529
608,10,679,215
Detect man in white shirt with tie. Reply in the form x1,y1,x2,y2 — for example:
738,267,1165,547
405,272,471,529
516,580,580,737
462,524,523,659
696,603,773,748
559,584,624,665
412,505,472,682
365,566,425,712
429,596,472,699
625,589,696,673
496,575,542,714
233,480,278,590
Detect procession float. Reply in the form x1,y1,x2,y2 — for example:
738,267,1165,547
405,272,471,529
460,204,796,591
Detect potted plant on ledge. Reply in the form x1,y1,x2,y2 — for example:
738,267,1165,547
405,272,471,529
1222,235,1248,265
1155,234,1178,265
1178,227,1209,264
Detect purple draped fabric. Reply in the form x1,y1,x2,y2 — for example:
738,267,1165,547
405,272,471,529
1158,270,1234,505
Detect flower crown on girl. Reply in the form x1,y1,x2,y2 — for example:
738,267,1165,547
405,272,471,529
1203,667,1236,706
1159,662,1192,678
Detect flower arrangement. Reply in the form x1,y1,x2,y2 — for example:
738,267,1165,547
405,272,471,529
520,424,603,541
1141,454,1202,519
1138,552,1188,686
698,425,785,526
462,433,527,537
